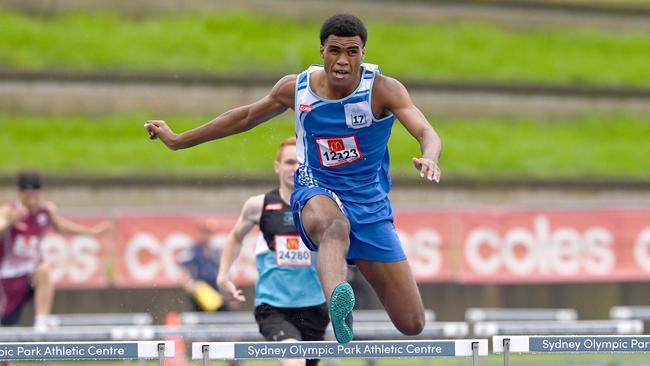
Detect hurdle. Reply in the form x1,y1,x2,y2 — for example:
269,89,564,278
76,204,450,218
0,340,174,365
176,312,462,341
473,319,644,336
465,307,577,322
181,309,435,325
610,305,650,320
0,325,158,342
493,335,650,366
192,339,488,366
45,312,153,326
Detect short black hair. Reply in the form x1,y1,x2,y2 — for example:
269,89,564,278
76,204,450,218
320,14,367,46
17,171,42,190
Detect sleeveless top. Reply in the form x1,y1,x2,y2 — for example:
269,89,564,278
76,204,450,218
294,63,396,204
0,203,52,279
254,189,325,307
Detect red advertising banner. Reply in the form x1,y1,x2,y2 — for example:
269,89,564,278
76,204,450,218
394,211,453,282
113,214,258,288
40,218,110,288
457,209,650,283
42,209,650,288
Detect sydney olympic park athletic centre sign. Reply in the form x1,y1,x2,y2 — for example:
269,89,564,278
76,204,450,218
0,344,130,360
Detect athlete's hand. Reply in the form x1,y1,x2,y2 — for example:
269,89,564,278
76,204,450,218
412,157,441,182
217,278,246,303
144,120,179,150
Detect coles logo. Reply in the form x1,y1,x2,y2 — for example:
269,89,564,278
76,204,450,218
464,215,614,276
299,104,312,112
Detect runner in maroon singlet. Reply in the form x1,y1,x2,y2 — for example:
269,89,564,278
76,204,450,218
0,171,111,330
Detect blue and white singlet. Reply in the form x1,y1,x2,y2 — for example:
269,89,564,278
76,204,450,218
294,63,396,205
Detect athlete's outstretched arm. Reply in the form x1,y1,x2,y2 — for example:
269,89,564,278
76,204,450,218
145,75,296,150
46,202,112,236
375,75,442,182
216,194,264,302
0,205,17,233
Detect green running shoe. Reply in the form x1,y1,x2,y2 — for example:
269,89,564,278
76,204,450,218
329,282,355,344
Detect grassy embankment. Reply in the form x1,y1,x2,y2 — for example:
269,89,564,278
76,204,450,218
1,10,649,86
2,10,649,179
2,114,649,179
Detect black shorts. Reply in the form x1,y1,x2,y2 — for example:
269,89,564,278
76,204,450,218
254,303,329,342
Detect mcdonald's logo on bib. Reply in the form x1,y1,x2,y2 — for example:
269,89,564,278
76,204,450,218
328,139,345,152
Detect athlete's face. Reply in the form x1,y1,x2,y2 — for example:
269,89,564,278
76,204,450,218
320,35,365,88
275,145,298,189
18,189,41,212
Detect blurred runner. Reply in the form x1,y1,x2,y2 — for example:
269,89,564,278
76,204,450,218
0,171,111,330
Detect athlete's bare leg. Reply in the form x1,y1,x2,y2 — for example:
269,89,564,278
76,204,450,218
280,358,304,366
32,263,54,318
279,339,305,366
280,359,304,366
300,195,350,303
355,259,425,335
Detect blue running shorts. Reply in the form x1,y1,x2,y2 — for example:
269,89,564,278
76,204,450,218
291,185,406,263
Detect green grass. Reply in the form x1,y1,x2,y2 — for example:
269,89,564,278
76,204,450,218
2,113,649,180
1,10,650,86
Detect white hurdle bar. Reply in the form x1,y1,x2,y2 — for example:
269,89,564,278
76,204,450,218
192,339,488,366
474,319,644,336
493,335,650,366
0,340,174,365
610,305,650,320
465,308,577,322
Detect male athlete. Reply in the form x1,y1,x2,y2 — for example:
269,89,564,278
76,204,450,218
217,137,328,366
145,14,442,343
0,171,111,329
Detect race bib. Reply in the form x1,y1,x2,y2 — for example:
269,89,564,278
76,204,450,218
344,102,373,129
275,235,311,267
13,234,39,258
316,135,363,168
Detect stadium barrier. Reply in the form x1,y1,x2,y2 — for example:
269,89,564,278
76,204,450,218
192,339,488,366
493,335,650,366
0,340,174,365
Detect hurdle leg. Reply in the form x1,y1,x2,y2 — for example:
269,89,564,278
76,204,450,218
366,358,378,366
202,344,210,366
325,359,340,366
158,343,165,366
472,341,480,366
503,338,510,366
